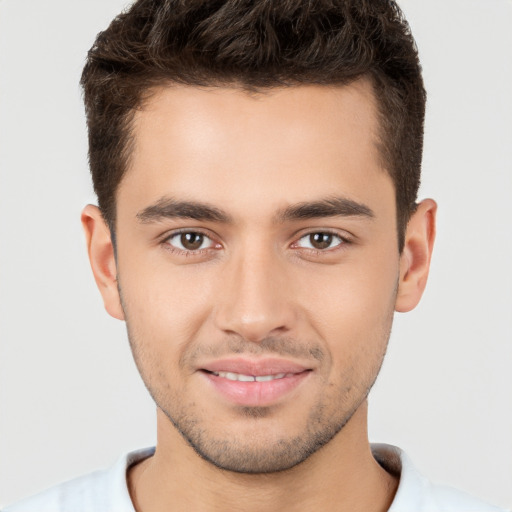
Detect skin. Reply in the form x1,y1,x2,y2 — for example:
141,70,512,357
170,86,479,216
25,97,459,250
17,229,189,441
82,80,436,512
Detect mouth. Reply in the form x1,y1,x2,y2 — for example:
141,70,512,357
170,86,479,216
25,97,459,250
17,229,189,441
199,358,313,407
206,370,297,382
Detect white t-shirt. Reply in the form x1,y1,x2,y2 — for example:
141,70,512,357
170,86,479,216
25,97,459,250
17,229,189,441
3,444,508,512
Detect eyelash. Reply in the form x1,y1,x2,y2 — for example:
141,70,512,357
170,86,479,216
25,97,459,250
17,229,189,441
292,230,351,254
160,229,352,257
161,229,220,256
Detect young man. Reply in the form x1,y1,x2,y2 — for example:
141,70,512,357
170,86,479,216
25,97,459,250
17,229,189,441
3,1,508,511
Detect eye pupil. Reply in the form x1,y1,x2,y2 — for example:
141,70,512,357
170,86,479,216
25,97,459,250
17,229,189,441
310,233,332,249
181,232,203,250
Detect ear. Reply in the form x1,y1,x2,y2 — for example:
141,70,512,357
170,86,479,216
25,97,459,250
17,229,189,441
81,205,125,320
395,199,437,313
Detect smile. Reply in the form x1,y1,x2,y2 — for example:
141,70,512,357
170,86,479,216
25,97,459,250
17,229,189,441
200,360,313,407
210,371,293,382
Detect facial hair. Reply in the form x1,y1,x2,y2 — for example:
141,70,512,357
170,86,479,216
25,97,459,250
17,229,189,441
123,320,393,474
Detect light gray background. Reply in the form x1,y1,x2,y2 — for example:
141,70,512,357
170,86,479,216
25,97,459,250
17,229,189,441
0,0,511,508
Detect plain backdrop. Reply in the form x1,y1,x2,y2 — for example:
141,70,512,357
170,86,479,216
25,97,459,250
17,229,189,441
0,0,511,508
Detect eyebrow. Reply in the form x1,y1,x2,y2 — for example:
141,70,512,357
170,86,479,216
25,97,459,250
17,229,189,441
275,196,375,222
136,197,232,223
136,195,374,225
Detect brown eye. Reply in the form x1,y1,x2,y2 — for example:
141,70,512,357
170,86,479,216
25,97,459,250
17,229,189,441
166,232,213,251
295,232,344,251
181,233,203,250
310,233,333,249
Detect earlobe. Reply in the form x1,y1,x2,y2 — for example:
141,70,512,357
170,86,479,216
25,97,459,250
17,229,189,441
81,205,125,321
395,199,437,313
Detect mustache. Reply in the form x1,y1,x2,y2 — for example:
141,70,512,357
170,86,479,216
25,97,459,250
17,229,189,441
180,335,325,367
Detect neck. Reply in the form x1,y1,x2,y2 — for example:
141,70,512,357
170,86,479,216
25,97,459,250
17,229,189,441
128,402,398,512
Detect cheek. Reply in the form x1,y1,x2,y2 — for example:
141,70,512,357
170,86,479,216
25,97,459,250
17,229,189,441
297,254,399,356
304,271,396,404
117,254,217,351
117,263,217,404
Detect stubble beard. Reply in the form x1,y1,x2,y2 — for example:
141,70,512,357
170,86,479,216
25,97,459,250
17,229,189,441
119,284,395,475
160,392,369,474
125,330,391,475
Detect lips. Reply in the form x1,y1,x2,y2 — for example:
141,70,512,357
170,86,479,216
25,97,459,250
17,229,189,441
199,358,312,407
210,371,293,382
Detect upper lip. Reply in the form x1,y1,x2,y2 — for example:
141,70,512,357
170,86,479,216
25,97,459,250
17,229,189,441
200,358,311,376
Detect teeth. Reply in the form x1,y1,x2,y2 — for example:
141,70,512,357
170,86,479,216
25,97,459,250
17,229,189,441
235,373,254,382
255,373,286,382
213,371,289,382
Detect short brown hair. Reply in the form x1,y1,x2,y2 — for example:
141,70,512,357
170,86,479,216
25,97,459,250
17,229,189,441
81,0,425,250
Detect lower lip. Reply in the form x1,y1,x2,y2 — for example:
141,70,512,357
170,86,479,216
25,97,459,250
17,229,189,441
201,371,311,407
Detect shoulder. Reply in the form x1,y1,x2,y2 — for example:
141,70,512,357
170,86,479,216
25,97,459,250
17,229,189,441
3,469,113,512
372,444,509,512
2,447,155,512
425,483,509,512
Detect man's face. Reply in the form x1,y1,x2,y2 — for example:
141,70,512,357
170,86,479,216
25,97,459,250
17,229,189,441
113,81,401,473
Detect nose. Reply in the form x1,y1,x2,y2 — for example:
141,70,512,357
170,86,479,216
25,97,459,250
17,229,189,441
213,246,296,343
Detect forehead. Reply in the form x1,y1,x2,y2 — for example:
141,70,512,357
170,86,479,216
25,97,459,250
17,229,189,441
131,80,380,162
119,81,393,221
